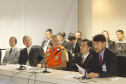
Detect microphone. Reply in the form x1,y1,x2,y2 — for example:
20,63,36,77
82,54,92,79
17,55,27,70
43,49,62,73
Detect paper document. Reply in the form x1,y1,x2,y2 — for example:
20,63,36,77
76,64,85,75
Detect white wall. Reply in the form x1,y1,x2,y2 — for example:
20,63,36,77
0,0,78,49
79,0,126,41
0,0,78,61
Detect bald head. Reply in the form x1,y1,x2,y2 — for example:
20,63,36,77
51,35,60,49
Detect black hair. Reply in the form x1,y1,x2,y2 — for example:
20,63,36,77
68,33,76,41
46,29,52,35
57,32,66,39
81,39,92,48
93,34,106,42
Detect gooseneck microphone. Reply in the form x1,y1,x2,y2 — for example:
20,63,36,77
82,54,92,79
43,49,62,73
17,55,27,70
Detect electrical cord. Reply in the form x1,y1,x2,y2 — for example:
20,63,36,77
27,72,37,84
12,69,20,75
77,78,97,83
12,69,37,84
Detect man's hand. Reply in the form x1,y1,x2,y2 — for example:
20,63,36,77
87,72,99,78
37,64,42,68
78,69,82,74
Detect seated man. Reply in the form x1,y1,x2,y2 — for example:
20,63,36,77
74,39,92,72
79,34,118,78
37,35,68,69
2,37,20,64
18,35,45,67
116,30,126,43
57,32,71,50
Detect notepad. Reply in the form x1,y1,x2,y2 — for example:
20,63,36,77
76,64,85,75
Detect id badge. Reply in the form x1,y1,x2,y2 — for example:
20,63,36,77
55,56,58,60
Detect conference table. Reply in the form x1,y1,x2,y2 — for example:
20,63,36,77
0,64,126,84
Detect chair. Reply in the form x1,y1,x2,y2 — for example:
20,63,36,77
114,43,126,77
61,49,72,71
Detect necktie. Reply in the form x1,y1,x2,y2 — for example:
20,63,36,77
81,57,84,67
99,55,103,72
72,44,75,54
9,48,12,55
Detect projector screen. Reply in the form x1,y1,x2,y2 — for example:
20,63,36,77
0,0,78,49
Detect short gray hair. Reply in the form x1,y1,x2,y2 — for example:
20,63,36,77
23,35,32,42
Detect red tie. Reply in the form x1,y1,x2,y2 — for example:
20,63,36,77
81,57,84,67
99,55,103,72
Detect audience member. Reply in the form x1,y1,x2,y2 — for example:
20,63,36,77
75,31,82,41
68,33,81,55
57,32,71,50
2,37,20,64
116,30,126,43
18,35,45,67
102,30,115,50
41,29,53,52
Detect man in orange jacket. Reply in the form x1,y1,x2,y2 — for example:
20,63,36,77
37,35,68,69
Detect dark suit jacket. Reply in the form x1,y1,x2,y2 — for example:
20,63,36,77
88,48,119,78
61,40,71,50
72,40,81,54
107,40,115,50
18,45,45,67
41,40,53,49
74,53,92,72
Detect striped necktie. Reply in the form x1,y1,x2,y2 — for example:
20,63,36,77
99,55,103,72
81,57,84,67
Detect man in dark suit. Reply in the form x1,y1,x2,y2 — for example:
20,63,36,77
82,34,118,78
41,29,53,53
57,32,71,50
74,39,92,72
68,33,81,55
18,35,45,67
68,33,81,70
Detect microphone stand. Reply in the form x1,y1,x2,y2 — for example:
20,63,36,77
42,64,51,73
17,55,27,70
42,49,62,73
18,64,26,70
82,69,91,79
82,53,91,79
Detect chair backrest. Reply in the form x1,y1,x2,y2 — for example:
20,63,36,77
114,43,126,56
66,49,72,71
